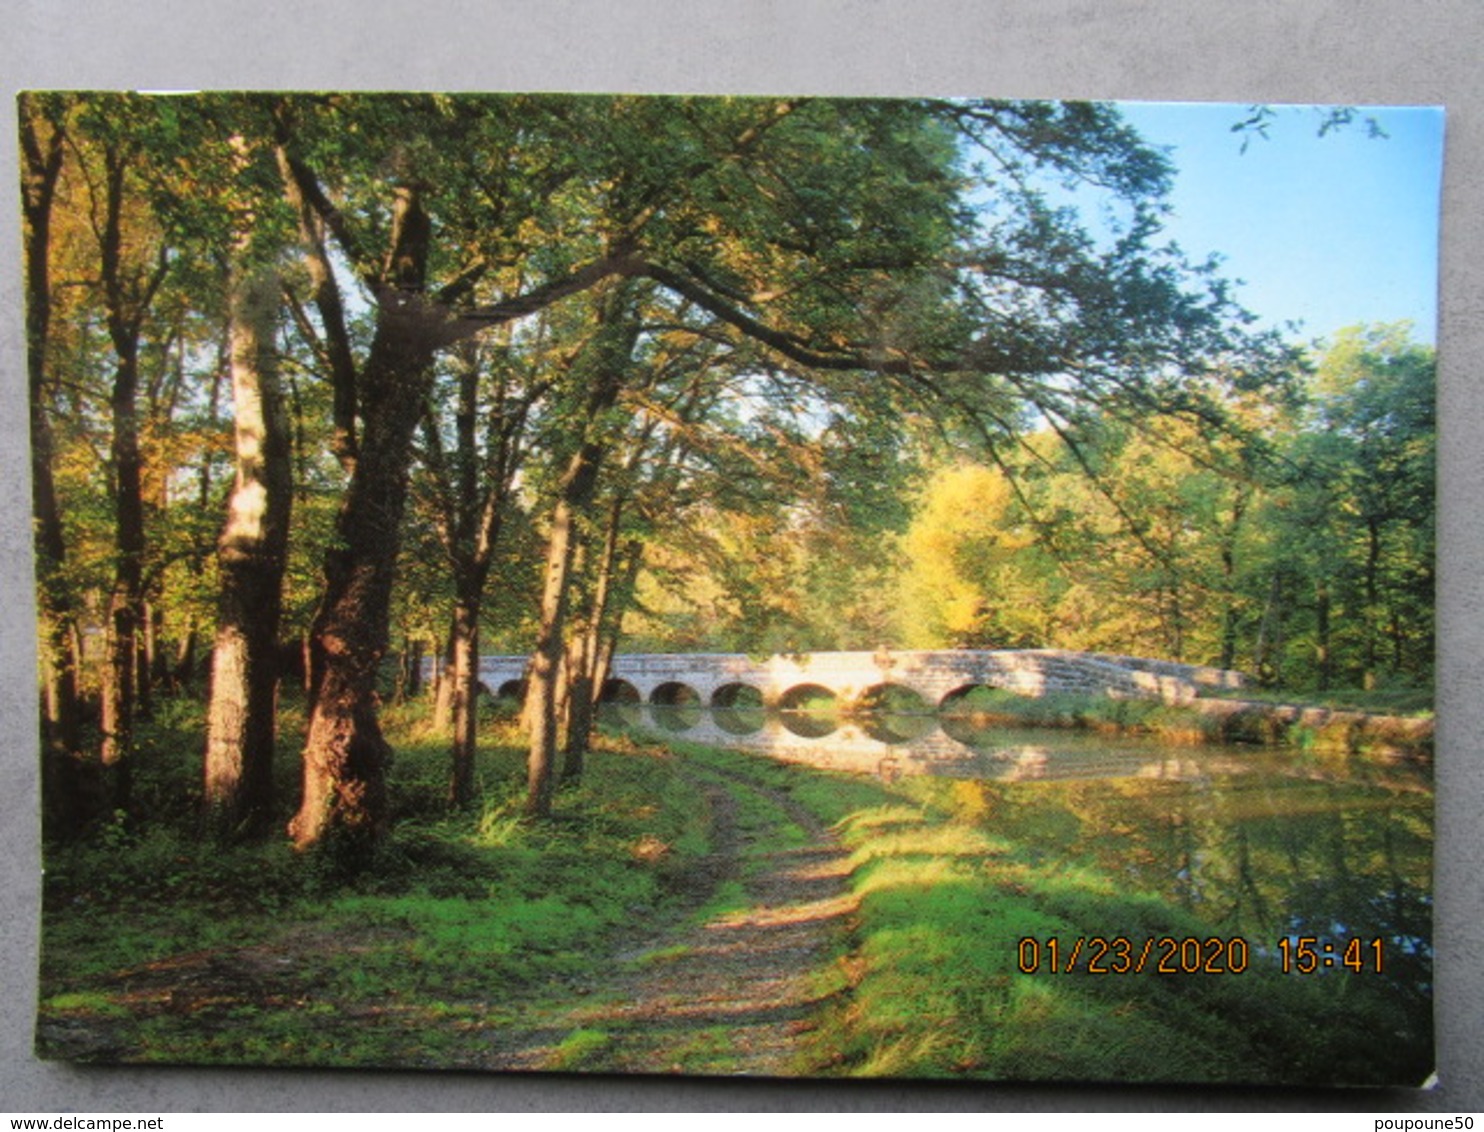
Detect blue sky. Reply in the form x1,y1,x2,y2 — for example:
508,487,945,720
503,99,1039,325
1115,101,1444,348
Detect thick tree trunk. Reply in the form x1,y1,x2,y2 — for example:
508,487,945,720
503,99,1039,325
289,457,403,850
288,300,439,851
204,257,292,838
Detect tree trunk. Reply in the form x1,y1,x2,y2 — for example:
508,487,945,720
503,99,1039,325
405,636,424,698
1252,570,1284,686
562,495,626,781
525,482,588,819
288,299,440,852
173,624,198,689
1218,496,1246,672
432,627,457,733
148,602,171,692
446,572,486,808
561,633,595,783
523,292,636,816
100,338,145,807
1315,579,1333,692
95,139,168,809
204,255,292,838
418,334,527,806
1363,517,1383,689
135,599,155,721
22,101,91,836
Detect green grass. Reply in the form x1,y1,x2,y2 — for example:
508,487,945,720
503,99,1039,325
941,683,1433,755
36,695,1432,1083
1199,683,1433,716
793,773,1432,1085
36,692,717,1069
600,750,1429,1084
546,1028,613,1070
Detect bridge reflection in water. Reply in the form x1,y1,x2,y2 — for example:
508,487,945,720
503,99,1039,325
475,648,1251,715
475,649,1263,783
602,702,1261,785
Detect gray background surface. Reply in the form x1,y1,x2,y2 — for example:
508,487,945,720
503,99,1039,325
1,0,1478,1112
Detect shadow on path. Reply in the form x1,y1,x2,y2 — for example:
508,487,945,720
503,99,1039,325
483,769,858,1076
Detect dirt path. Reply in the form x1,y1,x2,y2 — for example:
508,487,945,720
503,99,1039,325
36,765,860,1076
480,768,859,1076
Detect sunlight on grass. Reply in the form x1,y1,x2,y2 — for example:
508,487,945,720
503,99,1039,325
42,991,129,1017
689,878,750,925
546,1028,613,1070
794,769,1431,1085
36,702,722,1069
856,1029,959,1077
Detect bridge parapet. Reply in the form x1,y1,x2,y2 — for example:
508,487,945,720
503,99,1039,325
467,649,1247,709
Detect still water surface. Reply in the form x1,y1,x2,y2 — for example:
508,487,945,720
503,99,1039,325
607,703,1434,1025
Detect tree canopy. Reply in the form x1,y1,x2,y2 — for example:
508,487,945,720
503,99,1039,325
21,91,1431,851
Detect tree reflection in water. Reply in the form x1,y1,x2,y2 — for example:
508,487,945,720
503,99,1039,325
602,701,1433,1075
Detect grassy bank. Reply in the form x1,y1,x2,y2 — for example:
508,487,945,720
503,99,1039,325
38,698,1431,1084
823,779,1428,1084
941,685,1433,756
670,742,1433,1086
37,698,715,1069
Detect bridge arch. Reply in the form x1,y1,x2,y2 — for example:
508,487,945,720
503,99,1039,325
940,682,1011,712
712,682,764,709
649,681,704,731
854,682,931,715
600,678,641,704
776,683,839,739
494,678,527,703
777,682,837,712
651,681,702,706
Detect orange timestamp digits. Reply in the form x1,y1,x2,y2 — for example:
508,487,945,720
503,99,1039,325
1276,935,1385,974
1016,935,1251,975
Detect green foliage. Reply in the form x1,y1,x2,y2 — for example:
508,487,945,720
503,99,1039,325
802,774,1431,1084
36,701,716,1067
37,704,1430,1082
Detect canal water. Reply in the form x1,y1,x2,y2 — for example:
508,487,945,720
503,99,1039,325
605,701,1434,1075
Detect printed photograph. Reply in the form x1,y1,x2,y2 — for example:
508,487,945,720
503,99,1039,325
21,91,1440,1084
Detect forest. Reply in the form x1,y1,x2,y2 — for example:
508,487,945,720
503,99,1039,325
22,91,1433,843
21,91,1436,1081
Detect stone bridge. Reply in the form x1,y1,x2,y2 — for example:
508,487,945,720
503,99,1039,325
474,648,1248,710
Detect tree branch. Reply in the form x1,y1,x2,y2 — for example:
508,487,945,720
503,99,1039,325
275,144,360,470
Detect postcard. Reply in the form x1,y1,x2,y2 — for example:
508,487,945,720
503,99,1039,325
22,91,1440,1085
